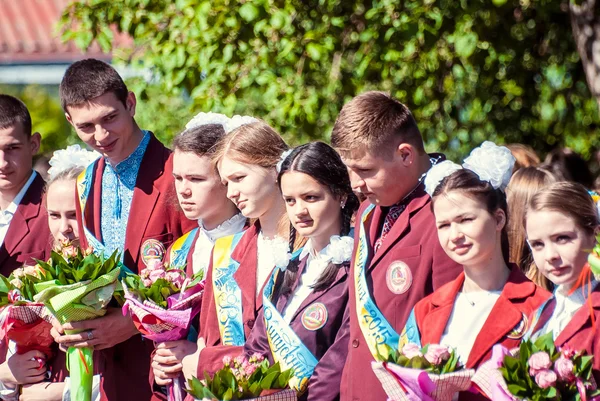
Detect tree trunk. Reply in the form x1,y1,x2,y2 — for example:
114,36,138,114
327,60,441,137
570,0,600,110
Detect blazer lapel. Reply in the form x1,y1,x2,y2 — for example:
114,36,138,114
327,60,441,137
290,262,349,322
232,224,260,316
0,174,45,267
124,134,165,266
420,273,464,345
90,158,104,241
369,189,430,270
555,290,600,347
466,269,536,367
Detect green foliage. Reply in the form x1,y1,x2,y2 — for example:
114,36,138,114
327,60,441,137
498,332,600,401
186,357,294,400
377,343,462,374
58,0,600,160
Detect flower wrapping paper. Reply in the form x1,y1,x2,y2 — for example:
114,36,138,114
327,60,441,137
372,361,474,401
0,303,55,360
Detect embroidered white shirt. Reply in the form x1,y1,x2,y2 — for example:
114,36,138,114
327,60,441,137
534,281,597,340
281,240,330,323
0,171,37,248
191,213,246,276
440,290,501,365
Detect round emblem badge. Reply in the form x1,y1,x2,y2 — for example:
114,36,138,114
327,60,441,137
508,312,529,339
302,302,328,331
386,261,413,294
141,239,166,267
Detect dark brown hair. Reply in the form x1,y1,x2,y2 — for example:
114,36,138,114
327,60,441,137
542,148,594,189
59,58,128,112
172,123,226,156
331,91,425,157
277,142,360,295
0,94,32,136
432,169,510,264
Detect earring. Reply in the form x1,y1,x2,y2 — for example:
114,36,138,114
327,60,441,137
340,200,346,209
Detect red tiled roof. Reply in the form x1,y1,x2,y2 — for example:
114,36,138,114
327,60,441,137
0,0,132,64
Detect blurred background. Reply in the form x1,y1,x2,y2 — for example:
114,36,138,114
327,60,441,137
1,0,599,180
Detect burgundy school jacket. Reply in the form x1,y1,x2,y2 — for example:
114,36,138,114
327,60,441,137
195,222,267,375
0,173,52,275
75,132,196,273
340,184,463,401
73,133,195,401
529,286,600,382
412,267,550,400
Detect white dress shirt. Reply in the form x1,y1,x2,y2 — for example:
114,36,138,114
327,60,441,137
0,171,37,248
191,213,246,276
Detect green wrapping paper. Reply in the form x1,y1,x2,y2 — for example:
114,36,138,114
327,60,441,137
33,268,120,401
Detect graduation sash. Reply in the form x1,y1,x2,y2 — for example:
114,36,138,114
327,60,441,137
354,204,400,359
168,228,199,271
211,231,246,346
398,309,422,349
263,252,316,392
76,163,134,276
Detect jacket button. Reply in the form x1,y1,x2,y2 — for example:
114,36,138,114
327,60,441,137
246,319,254,329
352,339,359,348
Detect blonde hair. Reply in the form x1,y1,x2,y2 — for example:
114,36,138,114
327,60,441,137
212,120,288,169
506,167,558,289
506,144,540,172
331,91,424,157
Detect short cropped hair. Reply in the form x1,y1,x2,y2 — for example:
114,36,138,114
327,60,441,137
0,94,32,136
331,91,424,156
59,59,128,112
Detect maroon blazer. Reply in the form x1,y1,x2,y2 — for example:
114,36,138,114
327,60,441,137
530,287,600,382
243,256,350,401
75,132,196,273
0,173,52,275
73,133,195,401
340,184,463,401
196,222,268,375
412,267,550,400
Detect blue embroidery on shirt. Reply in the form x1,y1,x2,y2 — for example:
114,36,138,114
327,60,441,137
100,131,151,259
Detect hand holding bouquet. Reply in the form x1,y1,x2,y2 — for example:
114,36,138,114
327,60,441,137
185,353,296,401
121,258,205,401
474,332,600,401
371,343,474,401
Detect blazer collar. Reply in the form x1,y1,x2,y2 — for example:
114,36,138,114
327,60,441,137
555,286,600,346
1,173,46,258
368,185,430,269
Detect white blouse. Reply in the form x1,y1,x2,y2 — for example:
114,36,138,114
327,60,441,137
440,290,502,365
533,280,598,340
191,213,246,276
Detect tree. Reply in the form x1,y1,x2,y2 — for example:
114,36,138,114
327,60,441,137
59,0,600,159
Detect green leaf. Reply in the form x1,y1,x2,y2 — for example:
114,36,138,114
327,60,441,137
239,3,259,22
455,32,478,58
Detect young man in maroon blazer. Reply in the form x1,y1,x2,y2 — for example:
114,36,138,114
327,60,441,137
49,59,195,401
331,91,463,401
0,95,51,276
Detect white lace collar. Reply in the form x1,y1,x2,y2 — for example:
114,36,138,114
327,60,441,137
198,213,246,243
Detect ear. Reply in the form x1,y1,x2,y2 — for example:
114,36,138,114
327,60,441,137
65,112,74,127
29,132,41,155
495,208,506,231
395,143,414,167
126,92,137,117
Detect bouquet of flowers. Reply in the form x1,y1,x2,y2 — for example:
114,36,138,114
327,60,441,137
185,353,296,401
472,333,600,401
371,343,474,401
29,243,121,401
121,258,205,401
0,266,54,370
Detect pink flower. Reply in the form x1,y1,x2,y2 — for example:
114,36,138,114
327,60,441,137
561,345,576,359
143,279,153,287
249,353,264,363
62,245,77,259
528,352,552,376
234,355,245,367
424,344,451,366
23,265,38,277
245,363,257,376
140,269,150,279
84,246,94,256
146,259,164,271
9,278,23,289
402,343,424,359
165,270,184,288
223,356,232,366
535,369,557,389
554,355,575,382
149,269,165,282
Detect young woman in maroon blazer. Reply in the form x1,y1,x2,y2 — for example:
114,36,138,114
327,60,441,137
525,182,600,380
401,142,550,401
177,119,305,385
